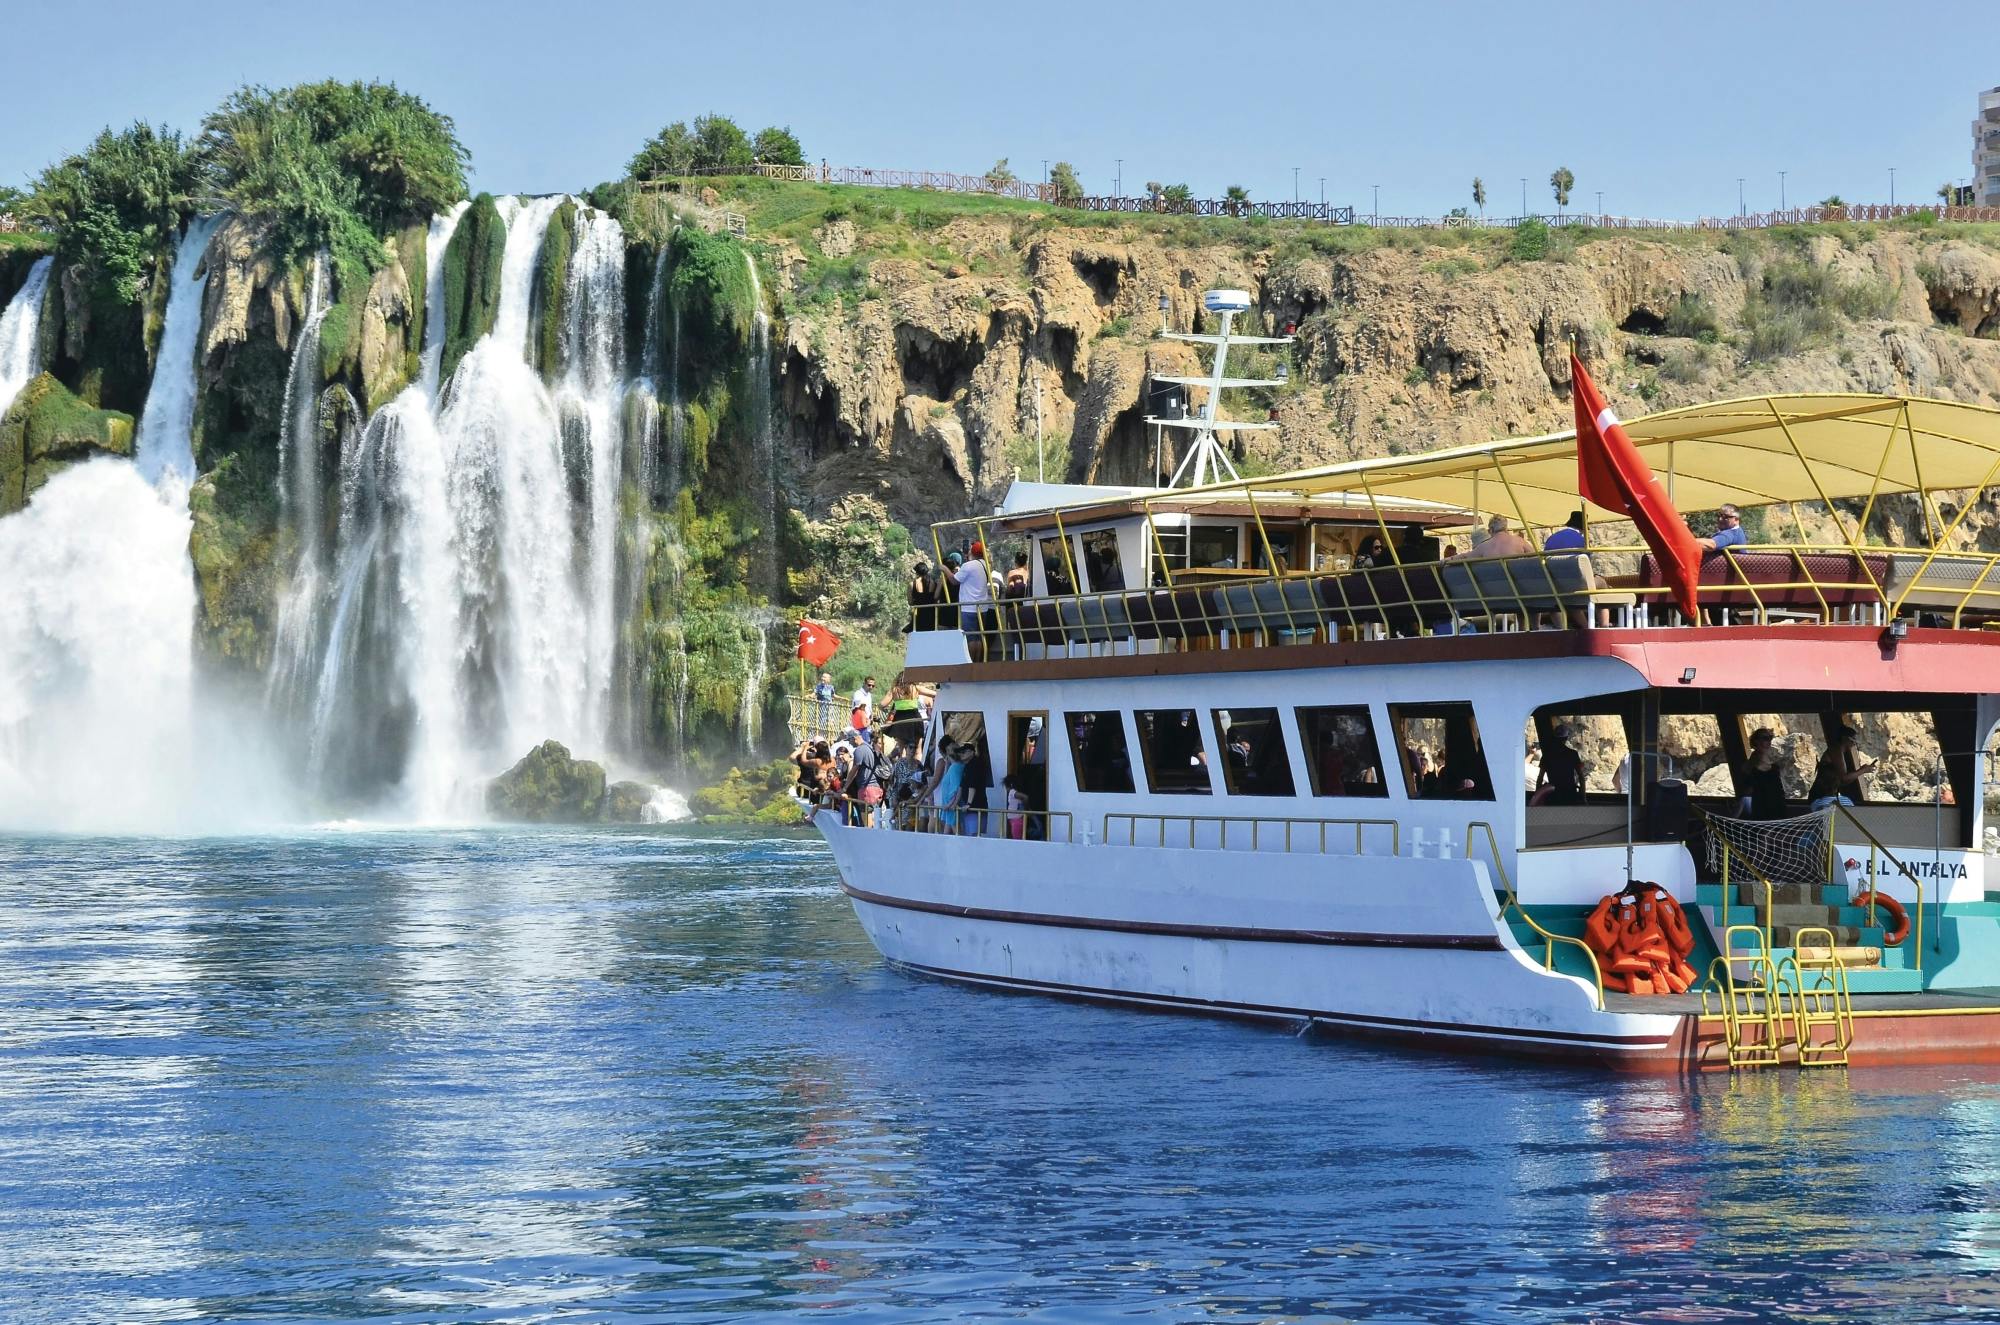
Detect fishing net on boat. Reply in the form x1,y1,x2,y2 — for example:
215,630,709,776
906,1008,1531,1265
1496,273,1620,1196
1702,808,1834,884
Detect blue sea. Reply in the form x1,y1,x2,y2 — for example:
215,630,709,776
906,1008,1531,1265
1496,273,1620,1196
3,827,2000,1323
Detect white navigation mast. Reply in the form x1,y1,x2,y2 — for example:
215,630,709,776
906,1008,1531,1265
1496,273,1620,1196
1148,288,1293,488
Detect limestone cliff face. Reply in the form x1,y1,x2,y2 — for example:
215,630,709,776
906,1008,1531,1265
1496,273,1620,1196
768,224,2000,529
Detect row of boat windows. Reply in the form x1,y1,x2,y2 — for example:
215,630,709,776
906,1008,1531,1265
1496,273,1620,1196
944,703,1494,801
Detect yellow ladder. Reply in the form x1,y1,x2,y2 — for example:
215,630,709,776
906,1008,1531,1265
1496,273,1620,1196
1700,924,1785,1068
1777,927,1855,1068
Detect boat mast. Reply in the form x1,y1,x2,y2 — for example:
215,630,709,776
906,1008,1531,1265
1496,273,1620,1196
1149,289,1294,488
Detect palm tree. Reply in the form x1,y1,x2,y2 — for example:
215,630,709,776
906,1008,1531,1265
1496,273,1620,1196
1549,167,1575,215
1472,177,1487,219
1939,182,1956,208
1224,184,1250,218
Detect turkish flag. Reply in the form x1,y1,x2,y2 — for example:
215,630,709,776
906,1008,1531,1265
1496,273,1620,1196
797,619,840,667
1571,353,1704,620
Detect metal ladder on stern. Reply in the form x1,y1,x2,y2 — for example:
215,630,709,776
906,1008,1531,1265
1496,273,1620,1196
1777,926,1856,1067
1699,925,1786,1068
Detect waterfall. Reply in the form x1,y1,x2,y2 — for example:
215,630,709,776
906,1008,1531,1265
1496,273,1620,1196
0,255,54,416
267,254,334,711
0,213,289,831
133,214,223,486
737,608,778,754
421,200,471,393
743,251,779,594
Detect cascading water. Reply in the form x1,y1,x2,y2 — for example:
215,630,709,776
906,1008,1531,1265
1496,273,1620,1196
0,255,54,416
133,214,224,486
0,215,288,831
420,200,471,392
267,253,335,712
743,252,780,595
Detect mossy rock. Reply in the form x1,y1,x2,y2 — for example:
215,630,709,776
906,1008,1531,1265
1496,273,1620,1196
690,758,801,824
395,221,428,360
530,198,577,379
603,780,656,823
188,453,282,669
440,193,508,382
665,224,756,380
487,739,609,823
0,372,135,514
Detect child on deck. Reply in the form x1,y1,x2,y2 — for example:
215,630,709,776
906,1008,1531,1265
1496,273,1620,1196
1004,775,1027,840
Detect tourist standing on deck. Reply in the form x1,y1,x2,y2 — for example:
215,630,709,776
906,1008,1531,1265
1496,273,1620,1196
1741,726,1789,819
814,671,835,734
956,542,992,661
908,559,937,631
1535,725,1585,806
1808,725,1872,810
851,676,876,726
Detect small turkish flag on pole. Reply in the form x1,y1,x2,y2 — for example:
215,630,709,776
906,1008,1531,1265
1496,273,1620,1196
797,619,840,668
1571,353,1704,620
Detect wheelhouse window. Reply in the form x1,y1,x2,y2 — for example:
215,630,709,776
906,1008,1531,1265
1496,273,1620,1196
1527,713,1631,805
1079,529,1126,592
1297,706,1388,798
1390,703,1492,800
1188,524,1240,570
1212,708,1296,796
1136,709,1212,795
1064,711,1135,793
1249,527,1302,575
1038,536,1075,595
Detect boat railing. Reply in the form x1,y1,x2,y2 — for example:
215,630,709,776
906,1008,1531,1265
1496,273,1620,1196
1466,818,1606,1010
892,797,1076,843
917,539,2000,665
787,694,857,745
1100,812,1399,855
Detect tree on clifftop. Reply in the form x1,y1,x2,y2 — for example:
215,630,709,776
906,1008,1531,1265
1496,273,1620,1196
984,159,1017,192
1049,161,1082,205
1224,185,1250,217
197,80,470,282
628,115,755,180
753,126,804,167
1549,166,1575,214
1471,176,1486,218
28,122,199,305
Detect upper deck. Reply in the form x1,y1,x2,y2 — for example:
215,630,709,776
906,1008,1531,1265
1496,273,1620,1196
912,392,2000,692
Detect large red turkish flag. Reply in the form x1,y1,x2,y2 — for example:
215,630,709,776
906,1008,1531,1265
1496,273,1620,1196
1571,353,1704,620
796,619,841,668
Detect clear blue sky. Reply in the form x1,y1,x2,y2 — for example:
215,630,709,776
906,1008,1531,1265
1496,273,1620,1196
4,0,1994,219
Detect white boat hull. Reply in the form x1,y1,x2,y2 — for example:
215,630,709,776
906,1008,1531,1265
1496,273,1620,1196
817,812,1683,1063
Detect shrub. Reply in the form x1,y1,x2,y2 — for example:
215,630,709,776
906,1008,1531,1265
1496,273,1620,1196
1741,256,1896,360
1509,216,1549,261
753,125,804,166
1050,162,1083,205
1662,293,1721,342
196,80,469,285
28,122,199,306
629,114,754,179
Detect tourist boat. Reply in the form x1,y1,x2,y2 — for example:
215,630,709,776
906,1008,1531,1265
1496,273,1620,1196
811,288,2000,1071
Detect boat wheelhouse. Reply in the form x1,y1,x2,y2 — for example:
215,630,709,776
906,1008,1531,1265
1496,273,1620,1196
813,316,2000,1069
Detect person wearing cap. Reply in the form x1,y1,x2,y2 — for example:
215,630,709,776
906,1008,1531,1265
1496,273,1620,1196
955,541,993,660
1544,510,1586,552
1534,723,1585,806
1807,724,1873,810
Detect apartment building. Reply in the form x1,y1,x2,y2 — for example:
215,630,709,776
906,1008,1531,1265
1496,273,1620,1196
1978,87,2000,206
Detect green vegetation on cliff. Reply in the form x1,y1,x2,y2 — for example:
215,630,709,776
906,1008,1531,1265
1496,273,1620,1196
628,114,804,180
530,198,577,376
690,758,801,824
196,80,469,286
0,374,135,514
27,123,198,307
486,740,608,822
440,193,507,382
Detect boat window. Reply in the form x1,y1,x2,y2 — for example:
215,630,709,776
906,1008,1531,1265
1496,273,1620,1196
1135,709,1213,795
1311,526,1356,573
1079,529,1126,592
1212,708,1295,796
1296,706,1389,798
1389,703,1492,800
1527,714,1630,804
1006,711,1049,837
1064,711,1135,793
1188,524,1239,570
1038,536,1076,595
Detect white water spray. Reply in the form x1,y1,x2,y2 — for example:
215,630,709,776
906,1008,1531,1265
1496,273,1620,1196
133,215,223,486
0,256,53,416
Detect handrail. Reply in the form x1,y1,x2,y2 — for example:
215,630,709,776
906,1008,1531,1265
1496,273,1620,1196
1830,803,1932,967
1100,811,1398,855
1715,838,1777,963
816,790,1077,843
1466,818,1606,1010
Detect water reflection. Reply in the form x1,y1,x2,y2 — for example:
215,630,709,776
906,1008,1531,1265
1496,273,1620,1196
3,828,2000,1320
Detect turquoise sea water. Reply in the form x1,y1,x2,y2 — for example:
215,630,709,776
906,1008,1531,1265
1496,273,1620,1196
5,826,2000,1323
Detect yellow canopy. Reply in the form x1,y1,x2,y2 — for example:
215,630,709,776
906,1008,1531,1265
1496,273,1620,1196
1207,393,2000,530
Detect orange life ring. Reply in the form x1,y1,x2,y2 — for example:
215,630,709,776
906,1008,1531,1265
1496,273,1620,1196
1855,890,1910,945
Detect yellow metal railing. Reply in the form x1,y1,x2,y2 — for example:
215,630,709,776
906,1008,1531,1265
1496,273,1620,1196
1701,924,1786,1068
1776,925,1855,1067
1713,836,1779,961
788,694,856,745
1100,812,1399,855
908,531,2000,666
1466,819,1606,1011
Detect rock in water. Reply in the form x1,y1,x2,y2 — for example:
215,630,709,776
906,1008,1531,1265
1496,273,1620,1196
486,740,607,822
603,780,655,823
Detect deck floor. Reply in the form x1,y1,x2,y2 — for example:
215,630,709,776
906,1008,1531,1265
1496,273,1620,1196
1605,987,2000,1017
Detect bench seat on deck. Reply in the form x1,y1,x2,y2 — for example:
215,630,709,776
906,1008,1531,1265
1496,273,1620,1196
1319,564,1452,636
1442,554,1633,626
1884,552,2000,618
1639,549,1890,619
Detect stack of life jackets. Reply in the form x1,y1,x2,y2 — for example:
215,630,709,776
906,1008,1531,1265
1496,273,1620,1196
1583,884,1698,995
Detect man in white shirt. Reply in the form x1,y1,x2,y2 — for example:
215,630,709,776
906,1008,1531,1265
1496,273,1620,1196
851,676,875,725
956,542,992,659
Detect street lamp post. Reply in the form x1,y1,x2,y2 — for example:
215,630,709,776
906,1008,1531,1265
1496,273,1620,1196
1293,166,1300,204
1520,177,1527,218
1116,158,1122,199
1372,183,1379,221
1596,190,1603,220
1738,177,1745,218
1889,166,1896,206
1779,170,1787,211
1319,176,1325,207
